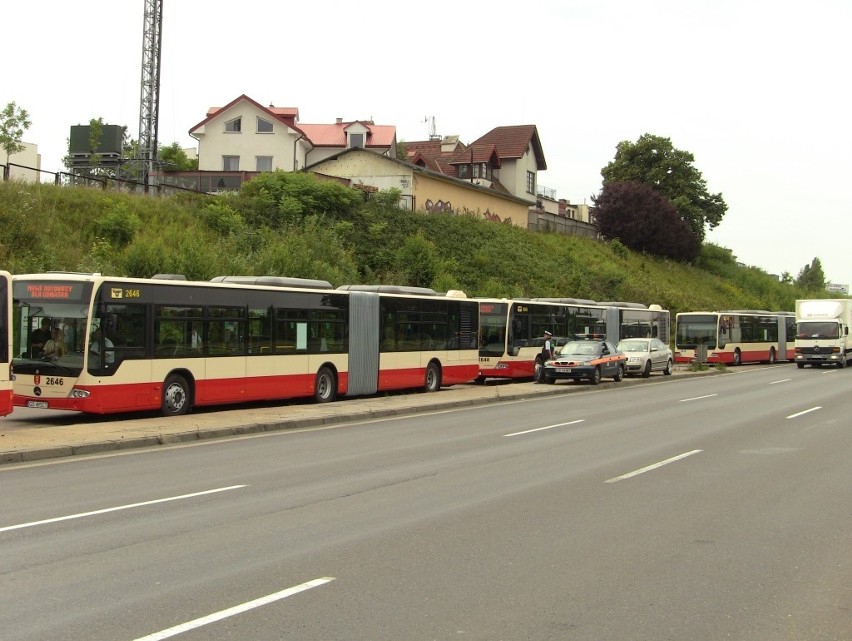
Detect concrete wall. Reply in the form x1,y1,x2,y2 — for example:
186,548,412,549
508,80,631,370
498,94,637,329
2,142,40,182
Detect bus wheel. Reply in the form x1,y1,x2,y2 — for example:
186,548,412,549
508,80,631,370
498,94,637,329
424,362,442,392
768,347,776,364
314,366,337,403
733,349,742,366
162,374,191,416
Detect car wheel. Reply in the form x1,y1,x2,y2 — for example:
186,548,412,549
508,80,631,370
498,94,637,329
162,374,191,416
613,364,624,382
796,362,805,369
642,360,652,378
545,376,555,384
590,366,601,385
663,359,673,375
314,366,337,403
533,358,543,381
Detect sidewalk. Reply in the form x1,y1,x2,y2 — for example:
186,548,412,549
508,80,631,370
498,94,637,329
0,368,714,465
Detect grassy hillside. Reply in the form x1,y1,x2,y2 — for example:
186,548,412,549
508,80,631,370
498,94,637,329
0,179,810,319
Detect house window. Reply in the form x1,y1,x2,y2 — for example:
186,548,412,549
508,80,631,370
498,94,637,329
257,117,273,133
348,133,364,148
223,156,239,171
225,118,241,133
256,156,272,172
526,171,535,194
457,165,469,179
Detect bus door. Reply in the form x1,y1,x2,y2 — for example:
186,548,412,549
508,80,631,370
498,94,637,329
0,270,12,416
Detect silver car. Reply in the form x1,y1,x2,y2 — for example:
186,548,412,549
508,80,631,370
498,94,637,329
617,338,673,377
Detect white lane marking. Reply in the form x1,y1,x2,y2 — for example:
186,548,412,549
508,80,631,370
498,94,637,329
769,378,791,385
0,485,247,533
678,394,717,402
132,577,335,641
504,420,584,437
786,406,821,419
605,450,703,483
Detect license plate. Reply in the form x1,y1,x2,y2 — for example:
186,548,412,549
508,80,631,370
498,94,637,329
27,400,49,409
556,367,572,373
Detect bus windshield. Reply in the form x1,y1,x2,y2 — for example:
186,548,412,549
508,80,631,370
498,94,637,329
676,314,717,349
796,321,840,340
12,279,93,376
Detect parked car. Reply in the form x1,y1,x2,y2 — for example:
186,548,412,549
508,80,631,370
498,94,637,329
617,337,674,377
527,335,572,381
542,339,626,385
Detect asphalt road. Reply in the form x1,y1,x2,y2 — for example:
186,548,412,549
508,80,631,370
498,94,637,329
1,365,850,640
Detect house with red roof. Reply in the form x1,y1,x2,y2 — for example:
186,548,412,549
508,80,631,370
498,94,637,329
405,125,546,206
188,94,397,175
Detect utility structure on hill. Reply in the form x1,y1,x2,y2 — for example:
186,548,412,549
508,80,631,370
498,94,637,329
137,0,163,190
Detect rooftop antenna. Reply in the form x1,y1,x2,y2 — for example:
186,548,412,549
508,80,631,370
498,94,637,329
424,116,440,141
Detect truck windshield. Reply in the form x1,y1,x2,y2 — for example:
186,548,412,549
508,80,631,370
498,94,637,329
796,321,839,339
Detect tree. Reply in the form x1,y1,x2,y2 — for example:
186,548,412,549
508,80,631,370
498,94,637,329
796,257,826,292
601,133,727,242
0,101,32,157
159,142,198,172
593,180,701,261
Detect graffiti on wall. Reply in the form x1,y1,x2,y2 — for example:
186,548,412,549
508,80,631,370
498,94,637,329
425,200,512,225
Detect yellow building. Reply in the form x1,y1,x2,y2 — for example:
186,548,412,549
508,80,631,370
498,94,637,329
306,148,531,228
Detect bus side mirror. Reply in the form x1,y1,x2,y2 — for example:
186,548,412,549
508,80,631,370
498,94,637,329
509,346,519,356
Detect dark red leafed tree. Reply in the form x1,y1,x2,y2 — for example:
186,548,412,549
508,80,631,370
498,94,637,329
593,180,701,262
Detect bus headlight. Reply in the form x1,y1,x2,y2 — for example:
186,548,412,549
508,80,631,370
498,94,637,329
70,389,91,398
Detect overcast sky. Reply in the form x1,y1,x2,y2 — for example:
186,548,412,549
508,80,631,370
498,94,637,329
6,1,851,286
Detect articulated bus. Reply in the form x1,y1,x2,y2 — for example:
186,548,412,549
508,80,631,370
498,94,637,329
674,310,796,365
11,273,479,416
477,298,670,381
0,270,12,416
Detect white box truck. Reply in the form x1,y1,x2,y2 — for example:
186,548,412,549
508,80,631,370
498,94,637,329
794,299,852,368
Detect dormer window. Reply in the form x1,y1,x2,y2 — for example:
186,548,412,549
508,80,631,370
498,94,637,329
257,117,273,133
348,133,364,148
225,117,242,133
472,163,492,180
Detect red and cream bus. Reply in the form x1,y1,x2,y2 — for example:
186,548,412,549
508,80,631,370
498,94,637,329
11,273,479,415
674,310,795,365
0,270,12,416
477,298,670,381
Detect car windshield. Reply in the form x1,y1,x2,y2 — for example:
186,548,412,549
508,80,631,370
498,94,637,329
559,341,598,356
618,340,649,353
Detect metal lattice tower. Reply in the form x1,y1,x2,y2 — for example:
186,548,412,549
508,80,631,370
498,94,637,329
137,0,163,189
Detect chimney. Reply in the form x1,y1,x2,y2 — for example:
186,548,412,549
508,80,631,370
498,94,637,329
336,117,343,124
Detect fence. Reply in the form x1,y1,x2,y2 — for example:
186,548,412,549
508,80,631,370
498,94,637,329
1,161,209,197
